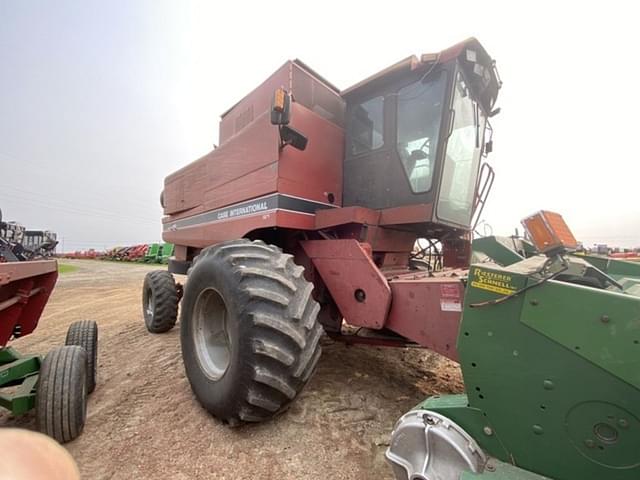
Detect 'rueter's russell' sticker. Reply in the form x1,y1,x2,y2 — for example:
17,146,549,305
470,268,518,295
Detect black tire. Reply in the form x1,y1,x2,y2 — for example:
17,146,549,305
409,258,431,271
65,320,98,394
36,346,88,443
180,239,322,425
142,270,178,333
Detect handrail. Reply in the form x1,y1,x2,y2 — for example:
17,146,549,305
471,162,495,232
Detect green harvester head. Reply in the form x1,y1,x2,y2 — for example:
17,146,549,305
386,211,640,480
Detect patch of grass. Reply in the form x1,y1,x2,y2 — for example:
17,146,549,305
58,263,79,274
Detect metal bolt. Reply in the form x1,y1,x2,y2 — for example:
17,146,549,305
584,439,595,448
618,418,629,429
532,424,544,435
600,315,610,323
485,463,496,472
530,299,539,306
423,415,436,425
483,426,493,436
543,380,555,390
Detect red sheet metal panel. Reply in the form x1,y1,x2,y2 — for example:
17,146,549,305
386,274,463,361
0,260,57,285
0,260,58,347
164,111,280,218
315,206,380,230
301,239,391,329
163,207,317,248
278,102,344,207
219,60,344,146
379,203,434,226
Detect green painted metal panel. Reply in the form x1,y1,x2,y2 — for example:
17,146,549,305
0,347,22,363
422,394,510,461
580,254,640,280
0,355,40,386
521,281,640,389
461,460,552,479
447,263,640,480
0,349,40,415
472,237,524,266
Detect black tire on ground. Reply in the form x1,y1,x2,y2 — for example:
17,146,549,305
36,345,88,443
65,320,98,394
142,270,178,333
180,239,322,425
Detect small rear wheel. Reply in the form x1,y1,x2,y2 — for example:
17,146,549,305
142,271,178,333
65,320,98,393
36,346,88,443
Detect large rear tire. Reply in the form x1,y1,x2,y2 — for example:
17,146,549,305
142,271,178,333
36,346,88,443
180,239,322,425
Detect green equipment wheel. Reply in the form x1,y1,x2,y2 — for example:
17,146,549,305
36,345,88,443
65,320,98,394
142,271,178,333
180,239,323,425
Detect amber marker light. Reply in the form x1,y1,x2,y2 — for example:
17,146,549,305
521,210,578,254
273,88,286,113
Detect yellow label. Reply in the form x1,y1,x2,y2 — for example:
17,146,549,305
471,268,518,295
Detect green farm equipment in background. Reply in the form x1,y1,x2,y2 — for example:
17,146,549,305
143,243,161,263
160,243,174,264
143,243,173,264
386,211,640,480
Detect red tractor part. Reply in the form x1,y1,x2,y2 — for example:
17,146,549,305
0,260,58,346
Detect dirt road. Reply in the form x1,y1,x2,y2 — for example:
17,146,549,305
0,259,463,479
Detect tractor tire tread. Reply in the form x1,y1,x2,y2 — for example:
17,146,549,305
143,270,178,333
36,345,87,443
65,320,98,393
181,238,322,425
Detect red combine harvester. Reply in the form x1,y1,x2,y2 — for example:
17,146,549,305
143,38,501,425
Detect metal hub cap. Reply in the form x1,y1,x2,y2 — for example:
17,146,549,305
193,288,231,380
386,409,487,480
145,289,154,318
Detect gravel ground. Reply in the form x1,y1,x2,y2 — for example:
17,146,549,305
0,259,463,479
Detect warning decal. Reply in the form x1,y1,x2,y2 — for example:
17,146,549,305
440,284,462,312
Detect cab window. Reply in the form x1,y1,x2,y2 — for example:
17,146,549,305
396,70,447,193
349,96,384,155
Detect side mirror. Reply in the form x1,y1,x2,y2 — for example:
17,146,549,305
280,125,308,151
271,87,291,125
271,88,308,151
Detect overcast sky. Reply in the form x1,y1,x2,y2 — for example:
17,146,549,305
1,1,639,251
